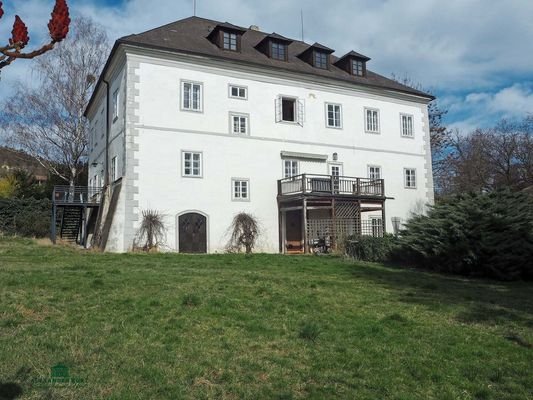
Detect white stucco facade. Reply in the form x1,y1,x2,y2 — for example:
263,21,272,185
87,45,433,253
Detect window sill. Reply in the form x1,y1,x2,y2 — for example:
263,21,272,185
182,175,204,179
365,130,381,135
181,108,203,113
278,120,301,126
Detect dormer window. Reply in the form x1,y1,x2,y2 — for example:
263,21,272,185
314,52,328,69
352,59,364,76
297,43,334,70
223,31,238,51
207,23,246,52
334,51,370,77
255,33,292,61
271,42,287,61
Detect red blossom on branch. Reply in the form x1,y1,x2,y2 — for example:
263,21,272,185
1,0,70,70
10,16,29,48
48,0,70,43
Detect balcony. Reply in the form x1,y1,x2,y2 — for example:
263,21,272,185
278,174,384,198
52,186,103,205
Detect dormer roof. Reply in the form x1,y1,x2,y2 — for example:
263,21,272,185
336,50,371,62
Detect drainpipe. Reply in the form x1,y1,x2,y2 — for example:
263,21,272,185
103,79,111,187
91,79,111,250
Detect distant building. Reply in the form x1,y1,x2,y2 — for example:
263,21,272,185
0,146,48,184
84,16,434,253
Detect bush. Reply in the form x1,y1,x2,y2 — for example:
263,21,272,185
396,190,533,280
345,234,398,262
0,198,51,237
226,212,260,254
133,209,167,252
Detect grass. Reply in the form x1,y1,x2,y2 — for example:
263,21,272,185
0,237,532,400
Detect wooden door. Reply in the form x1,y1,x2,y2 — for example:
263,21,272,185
178,213,207,253
285,210,303,252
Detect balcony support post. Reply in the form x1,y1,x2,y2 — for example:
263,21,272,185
303,198,308,254
331,198,336,250
51,202,57,244
381,200,386,236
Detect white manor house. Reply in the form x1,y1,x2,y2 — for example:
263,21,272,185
52,16,434,253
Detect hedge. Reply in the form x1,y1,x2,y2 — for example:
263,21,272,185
345,234,398,262
0,198,51,238
396,190,533,281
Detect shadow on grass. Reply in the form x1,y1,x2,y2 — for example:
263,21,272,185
349,261,533,330
0,382,23,400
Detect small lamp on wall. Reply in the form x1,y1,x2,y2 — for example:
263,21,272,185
332,152,338,161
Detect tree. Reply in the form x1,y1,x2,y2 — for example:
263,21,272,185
0,0,70,71
1,17,109,187
390,74,452,193
441,118,533,194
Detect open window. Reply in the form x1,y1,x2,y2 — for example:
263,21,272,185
276,96,305,126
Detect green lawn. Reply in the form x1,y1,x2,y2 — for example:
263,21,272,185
0,238,532,400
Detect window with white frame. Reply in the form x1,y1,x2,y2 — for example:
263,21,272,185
352,59,364,76
276,96,304,126
365,108,380,133
314,51,328,69
229,85,247,99
182,151,203,177
232,179,249,200
326,103,342,128
271,41,287,61
401,114,414,137
368,165,381,180
181,81,202,112
223,31,238,51
371,217,383,237
284,160,299,178
404,168,416,188
111,156,117,182
112,89,119,121
230,113,249,135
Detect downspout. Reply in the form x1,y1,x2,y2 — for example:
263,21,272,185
103,79,111,187
91,79,111,250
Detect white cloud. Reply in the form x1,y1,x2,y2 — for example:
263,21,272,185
489,84,533,115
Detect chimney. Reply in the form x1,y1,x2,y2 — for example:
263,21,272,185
249,25,260,31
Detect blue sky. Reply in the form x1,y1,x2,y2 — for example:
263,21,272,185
1,0,532,133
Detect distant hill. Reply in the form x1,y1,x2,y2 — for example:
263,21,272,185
0,146,48,183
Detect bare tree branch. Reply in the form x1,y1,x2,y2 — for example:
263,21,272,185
1,17,110,186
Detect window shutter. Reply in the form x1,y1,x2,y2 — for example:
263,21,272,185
297,99,305,126
275,97,282,123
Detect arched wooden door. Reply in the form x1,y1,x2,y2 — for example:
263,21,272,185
178,212,207,253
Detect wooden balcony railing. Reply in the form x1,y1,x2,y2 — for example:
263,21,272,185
52,186,103,205
278,174,384,197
